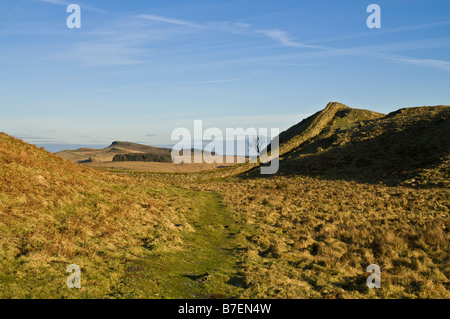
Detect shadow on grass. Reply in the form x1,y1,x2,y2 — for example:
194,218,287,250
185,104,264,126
242,113,450,187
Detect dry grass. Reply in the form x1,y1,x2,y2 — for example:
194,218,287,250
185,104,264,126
191,176,449,298
0,133,201,298
83,157,244,173
1,103,449,299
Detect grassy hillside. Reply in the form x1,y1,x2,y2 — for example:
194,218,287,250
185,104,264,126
272,105,450,186
0,133,243,298
276,102,385,156
0,102,448,299
203,102,386,179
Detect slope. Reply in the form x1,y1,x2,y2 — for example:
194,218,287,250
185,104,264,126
274,105,450,186
0,133,244,298
277,102,385,156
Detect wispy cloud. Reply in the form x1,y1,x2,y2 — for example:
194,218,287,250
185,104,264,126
136,14,203,28
136,13,324,49
38,0,67,5
35,6,450,72
257,29,323,49
267,62,325,66
388,56,450,71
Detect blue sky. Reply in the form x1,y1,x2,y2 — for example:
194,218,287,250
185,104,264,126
1,0,449,150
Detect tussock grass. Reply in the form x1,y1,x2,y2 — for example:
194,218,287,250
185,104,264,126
1,103,448,299
192,176,449,298
0,133,200,298
272,105,450,187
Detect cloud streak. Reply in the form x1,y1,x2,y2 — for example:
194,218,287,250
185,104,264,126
38,0,67,5
257,29,323,49
33,7,450,72
389,56,450,71
136,13,323,50
136,14,204,28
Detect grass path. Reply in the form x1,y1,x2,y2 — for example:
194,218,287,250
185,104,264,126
115,189,248,298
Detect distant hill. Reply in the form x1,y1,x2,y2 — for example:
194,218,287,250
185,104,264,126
56,141,172,163
57,141,248,172
253,103,450,187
